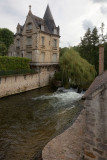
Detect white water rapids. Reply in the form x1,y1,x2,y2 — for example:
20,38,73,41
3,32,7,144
32,88,84,107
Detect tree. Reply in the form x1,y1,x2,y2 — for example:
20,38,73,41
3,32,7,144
79,27,99,73
55,48,96,90
0,28,14,55
0,42,7,56
60,47,69,57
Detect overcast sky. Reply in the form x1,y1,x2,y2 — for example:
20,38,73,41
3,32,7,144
0,0,107,47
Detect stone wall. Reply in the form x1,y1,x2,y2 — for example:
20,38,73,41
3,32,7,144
42,110,85,160
0,67,55,98
84,84,107,160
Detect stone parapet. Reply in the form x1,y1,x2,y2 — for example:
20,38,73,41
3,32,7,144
42,110,85,160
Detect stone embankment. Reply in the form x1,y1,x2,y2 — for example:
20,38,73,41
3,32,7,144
0,67,55,98
42,110,85,160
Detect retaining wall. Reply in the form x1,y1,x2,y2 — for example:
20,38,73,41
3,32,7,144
0,67,55,98
84,84,107,160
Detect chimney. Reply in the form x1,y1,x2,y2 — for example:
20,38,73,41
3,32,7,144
99,45,104,75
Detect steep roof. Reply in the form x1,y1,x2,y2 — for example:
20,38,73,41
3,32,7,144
31,14,50,34
43,5,56,33
43,5,54,22
15,5,59,36
83,70,107,98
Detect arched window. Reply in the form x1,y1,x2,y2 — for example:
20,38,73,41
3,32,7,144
27,23,32,30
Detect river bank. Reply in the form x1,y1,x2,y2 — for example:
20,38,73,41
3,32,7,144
42,109,85,160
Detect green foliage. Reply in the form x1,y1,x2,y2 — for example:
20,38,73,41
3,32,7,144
55,48,96,89
0,28,14,56
0,42,7,56
79,27,99,73
0,56,31,72
59,47,69,57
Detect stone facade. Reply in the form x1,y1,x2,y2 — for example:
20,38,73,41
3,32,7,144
8,5,60,67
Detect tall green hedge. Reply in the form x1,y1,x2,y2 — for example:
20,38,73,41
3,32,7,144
0,56,31,71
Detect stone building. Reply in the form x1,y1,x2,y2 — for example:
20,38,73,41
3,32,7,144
8,5,60,67
83,45,107,160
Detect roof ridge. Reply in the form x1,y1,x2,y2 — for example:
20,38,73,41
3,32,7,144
32,14,43,21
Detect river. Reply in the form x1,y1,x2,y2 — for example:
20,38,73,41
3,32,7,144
0,87,83,160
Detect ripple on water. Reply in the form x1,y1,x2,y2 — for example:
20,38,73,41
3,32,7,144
0,87,84,160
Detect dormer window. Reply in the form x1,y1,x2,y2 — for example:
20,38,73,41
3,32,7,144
17,28,20,34
27,23,32,30
54,28,57,34
41,25,44,31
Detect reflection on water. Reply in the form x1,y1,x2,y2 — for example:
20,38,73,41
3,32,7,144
0,87,83,160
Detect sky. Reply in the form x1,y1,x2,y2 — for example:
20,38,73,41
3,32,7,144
0,0,107,47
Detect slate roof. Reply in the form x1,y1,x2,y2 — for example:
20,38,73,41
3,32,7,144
15,5,59,36
31,14,51,34
43,5,56,33
31,5,58,35
83,70,107,98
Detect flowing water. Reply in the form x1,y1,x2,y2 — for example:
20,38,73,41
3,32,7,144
0,87,83,160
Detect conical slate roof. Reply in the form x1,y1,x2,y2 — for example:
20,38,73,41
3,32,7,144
43,5,56,33
43,5,54,21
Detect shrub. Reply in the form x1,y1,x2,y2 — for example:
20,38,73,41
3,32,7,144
0,56,31,72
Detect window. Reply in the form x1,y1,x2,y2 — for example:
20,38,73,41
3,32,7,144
21,52,23,57
53,39,57,47
41,52,45,62
41,37,45,46
26,52,32,59
27,23,32,30
52,53,57,62
41,25,44,31
17,28,20,33
27,37,32,45
16,52,20,57
16,39,20,47
54,28,57,34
